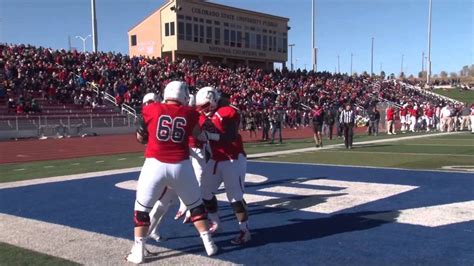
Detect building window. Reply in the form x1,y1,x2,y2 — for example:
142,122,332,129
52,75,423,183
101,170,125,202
186,23,192,41
224,29,229,46
170,22,175,36
244,32,250,49
206,26,212,44
283,38,288,53
237,31,242,48
250,33,256,49
214,21,220,25
199,18,204,23
199,25,204,43
273,36,277,52
193,17,198,22
256,34,261,50
177,14,184,20
194,24,199,42
178,22,184,40
165,23,170,37
215,27,221,45
185,16,192,21
263,35,267,50
131,35,137,46
224,22,229,27
230,30,236,47
206,19,212,24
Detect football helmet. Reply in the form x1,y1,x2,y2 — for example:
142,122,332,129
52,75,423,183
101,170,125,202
163,81,190,105
196,86,220,113
142,92,158,105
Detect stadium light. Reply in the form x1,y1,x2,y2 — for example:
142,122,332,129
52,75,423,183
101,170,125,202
288,44,295,71
401,54,404,75
371,37,375,76
91,0,98,52
312,0,317,72
427,0,432,84
75,35,92,53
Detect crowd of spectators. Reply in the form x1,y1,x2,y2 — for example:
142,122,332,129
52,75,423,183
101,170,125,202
1,43,471,134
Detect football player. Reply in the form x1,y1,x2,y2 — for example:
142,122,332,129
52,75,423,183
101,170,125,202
196,87,250,245
126,81,217,264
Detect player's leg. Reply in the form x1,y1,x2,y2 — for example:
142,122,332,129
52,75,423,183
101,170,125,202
127,158,166,264
221,155,251,245
147,188,179,242
169,160,218,256
201,159,224,233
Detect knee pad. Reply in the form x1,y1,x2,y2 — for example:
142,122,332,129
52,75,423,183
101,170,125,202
203,196,218,213
134,211,150,227
190,204,208,222
231,200,247,214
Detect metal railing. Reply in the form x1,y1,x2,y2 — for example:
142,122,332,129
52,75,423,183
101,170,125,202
399,81,461,104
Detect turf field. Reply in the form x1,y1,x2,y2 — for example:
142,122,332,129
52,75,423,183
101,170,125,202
0,132,457,183
435,88,474,103
258,132,474,171
0,131,473,265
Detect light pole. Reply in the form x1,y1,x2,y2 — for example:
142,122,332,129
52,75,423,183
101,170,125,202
288,44,295,71
91,0,98,52
371,37,375,76
380,62,383,73
337,54,340,73
427,0,432,84
401,54,404,75
295,58,299,70
312,0,317,72
350,53,353,75
75,35,92,53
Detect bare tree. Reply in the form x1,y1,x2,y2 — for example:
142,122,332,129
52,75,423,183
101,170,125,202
440,71,448,79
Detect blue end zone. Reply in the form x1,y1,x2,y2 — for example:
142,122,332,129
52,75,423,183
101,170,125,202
0,162,473,265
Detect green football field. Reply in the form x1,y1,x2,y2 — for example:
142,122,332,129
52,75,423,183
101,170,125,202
435,88,474,103
1,131,473,264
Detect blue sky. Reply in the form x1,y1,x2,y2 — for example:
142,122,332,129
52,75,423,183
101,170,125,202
1,0,472,76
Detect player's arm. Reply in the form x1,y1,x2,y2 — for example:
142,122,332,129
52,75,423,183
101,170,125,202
204,119,238,142
136,115,148,144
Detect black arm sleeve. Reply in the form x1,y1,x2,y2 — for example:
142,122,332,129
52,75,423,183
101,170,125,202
136,115,148,144
220,120,238,142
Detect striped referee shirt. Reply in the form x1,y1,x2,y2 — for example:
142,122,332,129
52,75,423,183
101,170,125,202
340,109,355,124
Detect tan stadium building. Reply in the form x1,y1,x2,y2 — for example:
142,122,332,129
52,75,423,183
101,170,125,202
128,0,289,70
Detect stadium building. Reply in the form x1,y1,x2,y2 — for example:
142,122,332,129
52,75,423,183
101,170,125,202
128,0,289,70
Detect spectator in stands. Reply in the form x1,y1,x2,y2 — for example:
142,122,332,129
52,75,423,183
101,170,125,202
7,98,16,114
440,104,451,132
470,103,474,134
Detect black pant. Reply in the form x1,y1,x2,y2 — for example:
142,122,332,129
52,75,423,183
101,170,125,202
262,124,270,140
326,123,334,140
271,125,282,143
343,123,354,148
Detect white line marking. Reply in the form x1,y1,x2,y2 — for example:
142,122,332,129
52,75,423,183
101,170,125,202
364,200,474,227
0,213,229,265
402,144,474,147
247,132,463,159
117,158,127,161
13,168,25,171
95,160,104,164
71,163,80,166
321,150,474,157
44,166,55,168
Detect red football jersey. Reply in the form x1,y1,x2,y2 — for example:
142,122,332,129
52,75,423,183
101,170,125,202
142,103,199,163
188,113,206,149
208,106,245,162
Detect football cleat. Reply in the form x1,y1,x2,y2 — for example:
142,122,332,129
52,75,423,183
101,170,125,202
230,230,251,245
200,232,218,256
126,245,158,264
149,232,167,242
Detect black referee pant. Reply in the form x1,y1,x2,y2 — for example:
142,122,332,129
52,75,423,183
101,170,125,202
343,123,354,148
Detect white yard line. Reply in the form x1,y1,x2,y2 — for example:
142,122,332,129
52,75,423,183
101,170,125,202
247,132,463,159
322,150,474,157
0,213,230,265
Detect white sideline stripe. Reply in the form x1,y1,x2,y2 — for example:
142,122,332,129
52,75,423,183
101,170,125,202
118,158,127,161
0,167,142,190
246,132,463,159
253,160,474,175
13,168,25,171
322,150,474,157
95,160,105,163
0,213,230,265
402,144,474,147
364,200,474,227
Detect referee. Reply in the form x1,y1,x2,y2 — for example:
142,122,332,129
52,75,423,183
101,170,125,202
339,103,356,149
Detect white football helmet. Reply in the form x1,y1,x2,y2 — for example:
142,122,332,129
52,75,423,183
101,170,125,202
196,86,220,112
142,92,158,105
163,81,190,105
